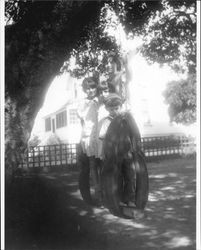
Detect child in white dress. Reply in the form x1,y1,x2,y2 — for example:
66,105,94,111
77,77,100,200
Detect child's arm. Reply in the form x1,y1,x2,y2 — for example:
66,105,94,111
99,118,112,140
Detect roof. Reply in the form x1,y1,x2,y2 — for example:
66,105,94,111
43,100,72,118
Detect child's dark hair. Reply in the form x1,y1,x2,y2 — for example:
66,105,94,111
104,93,122,108
98,80,115,93
82,77,98,92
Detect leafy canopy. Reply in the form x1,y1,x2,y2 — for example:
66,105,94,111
163,74,196,125
61,0,196,78
5,0,196,77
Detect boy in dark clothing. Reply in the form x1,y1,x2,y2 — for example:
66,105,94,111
97,93,136,207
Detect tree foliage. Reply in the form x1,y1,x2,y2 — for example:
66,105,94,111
5,0,196,81
163,74,196,125
28,134,41,148
141,0,196,74
61,0,196,78
5,1,102,100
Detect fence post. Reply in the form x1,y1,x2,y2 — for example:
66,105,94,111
60,144,62,166
48,146,51,167
27,147,29,168
38,146,40,168
65,144,67,165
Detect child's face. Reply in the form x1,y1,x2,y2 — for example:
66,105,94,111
100,89,109,102
106,105,121,117
85,84,97,99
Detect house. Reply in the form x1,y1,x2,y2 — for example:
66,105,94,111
43,100,82,144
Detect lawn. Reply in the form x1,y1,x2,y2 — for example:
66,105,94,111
5,156,196,250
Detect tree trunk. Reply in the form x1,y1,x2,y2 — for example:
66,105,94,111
5,1,102,181
5,98,31,179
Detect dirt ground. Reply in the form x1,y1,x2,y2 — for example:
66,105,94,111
5,156,196,250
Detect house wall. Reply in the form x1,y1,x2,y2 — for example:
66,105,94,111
43,104,82,144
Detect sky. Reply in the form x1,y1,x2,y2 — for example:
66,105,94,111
127,53,181,125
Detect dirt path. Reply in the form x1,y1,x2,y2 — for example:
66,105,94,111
5,157,196,250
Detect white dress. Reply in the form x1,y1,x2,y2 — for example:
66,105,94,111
77,98,99,157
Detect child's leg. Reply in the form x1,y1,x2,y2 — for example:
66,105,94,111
122,157,136,204
89,156,101,200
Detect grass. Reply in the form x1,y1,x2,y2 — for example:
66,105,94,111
5,156,196,250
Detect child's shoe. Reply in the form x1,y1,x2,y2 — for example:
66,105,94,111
127,201,136,208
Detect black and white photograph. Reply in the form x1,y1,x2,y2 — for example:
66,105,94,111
1,0,200,250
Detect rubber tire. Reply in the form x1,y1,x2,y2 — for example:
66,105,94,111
101,151,149,218
78,151,101,206
134,151,149,209
101,166,123,216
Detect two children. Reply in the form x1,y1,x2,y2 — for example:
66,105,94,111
78,77,136,207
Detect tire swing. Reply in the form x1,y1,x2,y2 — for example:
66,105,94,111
101,112,149,218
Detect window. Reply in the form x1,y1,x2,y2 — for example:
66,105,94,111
45,117,51,132
56,110,67,128
69,109,79,124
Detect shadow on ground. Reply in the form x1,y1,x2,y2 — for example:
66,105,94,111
5,156,196,250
